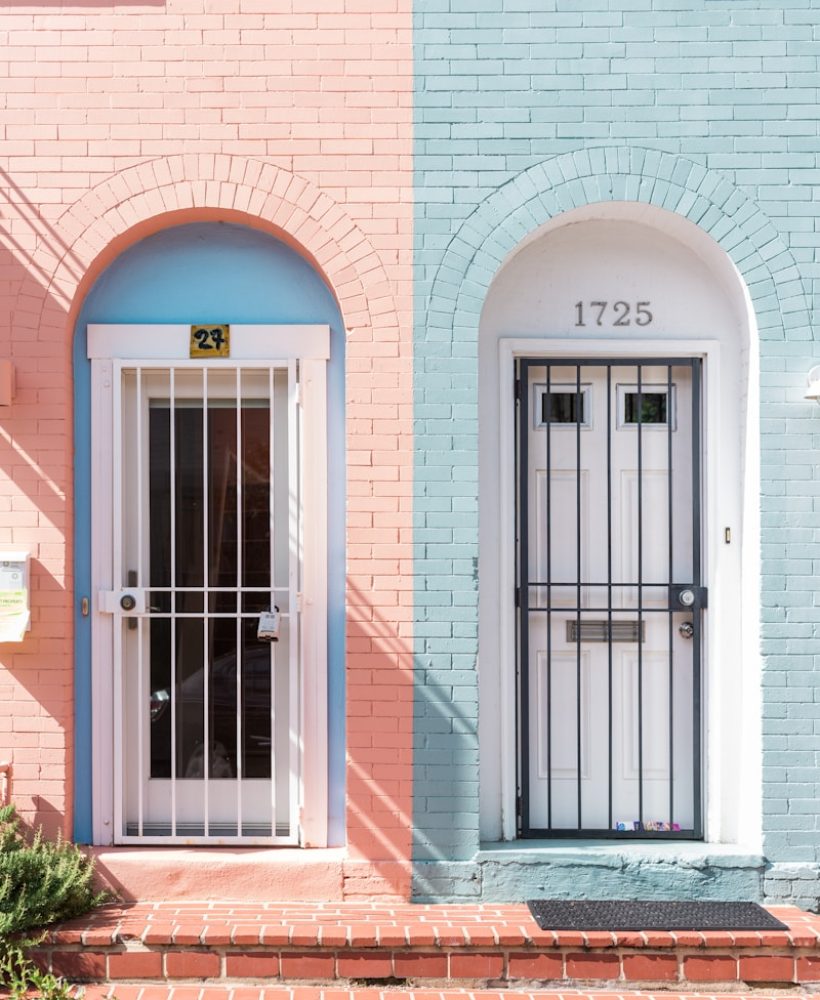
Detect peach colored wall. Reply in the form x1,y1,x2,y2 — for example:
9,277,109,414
0,0,412,897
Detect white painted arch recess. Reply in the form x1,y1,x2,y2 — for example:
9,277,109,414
478,202,761,849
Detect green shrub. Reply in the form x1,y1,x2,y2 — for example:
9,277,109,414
0,944,78,1000
0,803,106,940
0,803,108,998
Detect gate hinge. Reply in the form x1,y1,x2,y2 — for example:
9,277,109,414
515,586,520,609
514,378,521,401
516,793,522,823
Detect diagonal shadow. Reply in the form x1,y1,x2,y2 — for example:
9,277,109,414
345,577,414,895
0,177,77,837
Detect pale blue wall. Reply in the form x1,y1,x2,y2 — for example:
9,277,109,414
413,1,820,905
73,221,346,845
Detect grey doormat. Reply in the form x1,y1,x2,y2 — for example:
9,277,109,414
527,899,788,931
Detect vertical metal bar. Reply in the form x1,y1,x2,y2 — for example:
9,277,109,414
236,367,243,837
545,366,552,831
136,368,144,838
667,365,674,827
691,360,703,838
637,364,644,828
575,363,582,830
518,361,531,835
288,361,299,839
202,367,210,836
269,365,277,837
169,367,177,837
112,365,124,840
606,366,613,831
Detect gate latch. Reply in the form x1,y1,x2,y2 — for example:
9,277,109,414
98,589,147,615
669,585,707,610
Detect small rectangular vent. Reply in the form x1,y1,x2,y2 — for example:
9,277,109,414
567,620,645,643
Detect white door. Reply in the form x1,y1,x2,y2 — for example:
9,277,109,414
519,359,703,837
89,326,329,846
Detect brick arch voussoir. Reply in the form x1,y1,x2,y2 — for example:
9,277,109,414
434,147,810,344
48,155,396,339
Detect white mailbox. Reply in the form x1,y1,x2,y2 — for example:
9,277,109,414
0,550,30,641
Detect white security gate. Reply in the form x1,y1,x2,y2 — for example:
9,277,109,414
89,326,328,846
517,359,704,838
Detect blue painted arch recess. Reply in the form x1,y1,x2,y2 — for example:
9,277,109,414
73,221,346,845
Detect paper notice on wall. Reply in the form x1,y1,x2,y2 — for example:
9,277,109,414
0,589,29,642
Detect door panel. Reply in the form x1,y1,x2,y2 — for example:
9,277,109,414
518,359,703,838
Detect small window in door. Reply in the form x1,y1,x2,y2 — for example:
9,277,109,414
535,384,592,429
617,384,676,430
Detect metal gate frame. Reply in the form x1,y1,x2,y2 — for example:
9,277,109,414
516,356,705,840
87,324,329,849
109,361,299,846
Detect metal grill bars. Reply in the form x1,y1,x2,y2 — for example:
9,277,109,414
516,358,703,840
115,363,299,846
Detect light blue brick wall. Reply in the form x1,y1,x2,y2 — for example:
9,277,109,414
413,0,820,904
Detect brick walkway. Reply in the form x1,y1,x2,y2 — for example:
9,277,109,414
40,903,820,989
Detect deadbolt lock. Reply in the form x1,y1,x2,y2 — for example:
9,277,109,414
669,584,708,610
120,593,137,612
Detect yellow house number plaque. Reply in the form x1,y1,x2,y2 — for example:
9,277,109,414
190,324,230,358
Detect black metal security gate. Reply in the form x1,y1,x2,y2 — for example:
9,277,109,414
516,358,704,839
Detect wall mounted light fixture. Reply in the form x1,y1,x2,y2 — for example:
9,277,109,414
805,366,820,404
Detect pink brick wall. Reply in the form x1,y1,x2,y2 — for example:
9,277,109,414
0,0,413,894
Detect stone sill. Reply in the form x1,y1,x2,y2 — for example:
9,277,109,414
477,840,766,869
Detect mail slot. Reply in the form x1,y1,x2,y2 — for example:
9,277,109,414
566,620,645,643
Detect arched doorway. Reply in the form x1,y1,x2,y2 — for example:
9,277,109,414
478,203,760,848
73,222,346,848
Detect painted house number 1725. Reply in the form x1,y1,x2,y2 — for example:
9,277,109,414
574,301,653,327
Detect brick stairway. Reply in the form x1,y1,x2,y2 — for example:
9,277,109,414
38,903,820,990
79,990,814,1000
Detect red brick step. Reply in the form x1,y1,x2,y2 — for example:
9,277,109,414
80,989,811,1000
40,903,820,990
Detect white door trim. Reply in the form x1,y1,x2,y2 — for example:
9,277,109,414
499,337,723,842
89,325,329,848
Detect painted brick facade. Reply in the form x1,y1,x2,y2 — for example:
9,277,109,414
413,1,820,903
0,0,413,896
3,0,820,907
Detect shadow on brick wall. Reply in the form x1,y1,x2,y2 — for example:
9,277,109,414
0,174,75,839
343,579,414,897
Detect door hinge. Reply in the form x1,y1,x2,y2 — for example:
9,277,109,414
516,793,522,824
514,378,521,401
515,586,520,609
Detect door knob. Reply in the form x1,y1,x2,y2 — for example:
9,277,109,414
679,622,694,639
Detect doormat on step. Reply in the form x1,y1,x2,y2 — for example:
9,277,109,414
527,899,788,931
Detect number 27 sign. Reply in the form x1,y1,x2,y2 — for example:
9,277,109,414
190,324,230,358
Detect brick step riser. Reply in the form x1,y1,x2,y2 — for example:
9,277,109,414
37,946,820,988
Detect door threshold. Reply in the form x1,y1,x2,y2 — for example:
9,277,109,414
477,839,764,864
85,845,346,902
